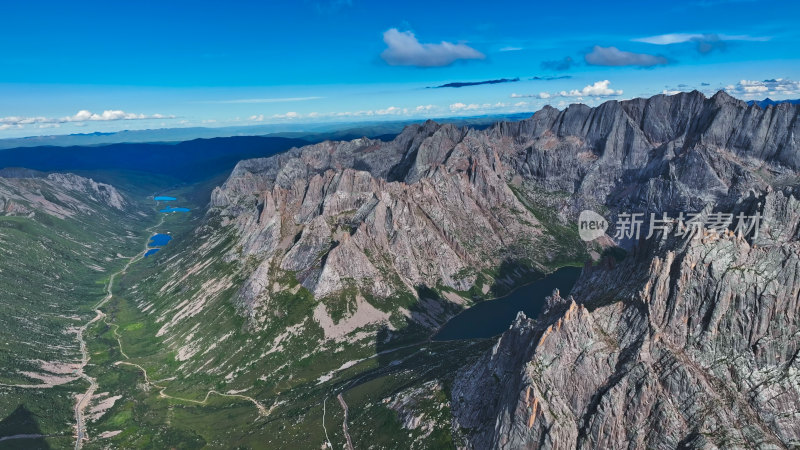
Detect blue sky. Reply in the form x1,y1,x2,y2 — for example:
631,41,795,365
2,0,799,138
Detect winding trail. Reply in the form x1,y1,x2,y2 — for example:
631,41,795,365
73,206,269,448
112,360,268,416
73,216,164,449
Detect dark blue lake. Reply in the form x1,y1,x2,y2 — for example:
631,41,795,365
148,233,172,247
160,207,190,213
144,248,160,257
154,196,177,201
432,266,582,341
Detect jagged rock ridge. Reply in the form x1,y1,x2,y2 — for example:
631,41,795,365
124,91,800,445
208,90,798,329
451,190,800,448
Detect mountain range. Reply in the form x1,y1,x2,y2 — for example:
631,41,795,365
0,90,798,448
747,98,800,108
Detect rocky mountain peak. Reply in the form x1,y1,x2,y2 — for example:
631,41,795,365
203,90,800,333
709,88,742,106
451,189,800,448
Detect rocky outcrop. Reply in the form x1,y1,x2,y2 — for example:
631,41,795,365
207,90,799,331
493,90,799,214
451,190,800,449
0,172,125,218
210,126,560,324
44,173,126,210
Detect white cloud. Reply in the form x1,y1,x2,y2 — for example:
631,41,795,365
633,33,769,45
380,28,485,67
374,106,407,115
513,80,623,100
499,46,523,52
267,102,521,119
584,46,668,67
267,108,414,120
513,92,553,99
449,102,480,112
566,80,623,97
725,78,800,97
249,101,528,123
66,110,153,121
272,112,300,119
447,101,530,115
0,110,175,128
633,33,769,55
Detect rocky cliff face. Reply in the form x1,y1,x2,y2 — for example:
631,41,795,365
206,90,798,330
0,172,126,218
451,190,800,448
493,90,799,214
208,124,577,330
141,91,800,416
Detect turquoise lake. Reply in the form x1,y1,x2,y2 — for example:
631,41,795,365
148,233,172,246
160,207,190,213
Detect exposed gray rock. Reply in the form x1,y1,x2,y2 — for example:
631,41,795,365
0,172,126,218
138,90,800,445
210,127,556,325
451,191,800,449
207,90,799,334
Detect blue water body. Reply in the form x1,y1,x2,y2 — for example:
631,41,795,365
144,248,160,257
160,207,190,213
148,233,172,247
154,196,177,201
432,266,582,341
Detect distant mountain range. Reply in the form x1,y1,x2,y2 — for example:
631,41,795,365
0,113,535,150
0,136,308,184
746,97,800,107
3,90,800,448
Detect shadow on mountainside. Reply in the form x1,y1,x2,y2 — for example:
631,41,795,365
0,404,50,449
485,257,544,300
369,256,544,371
